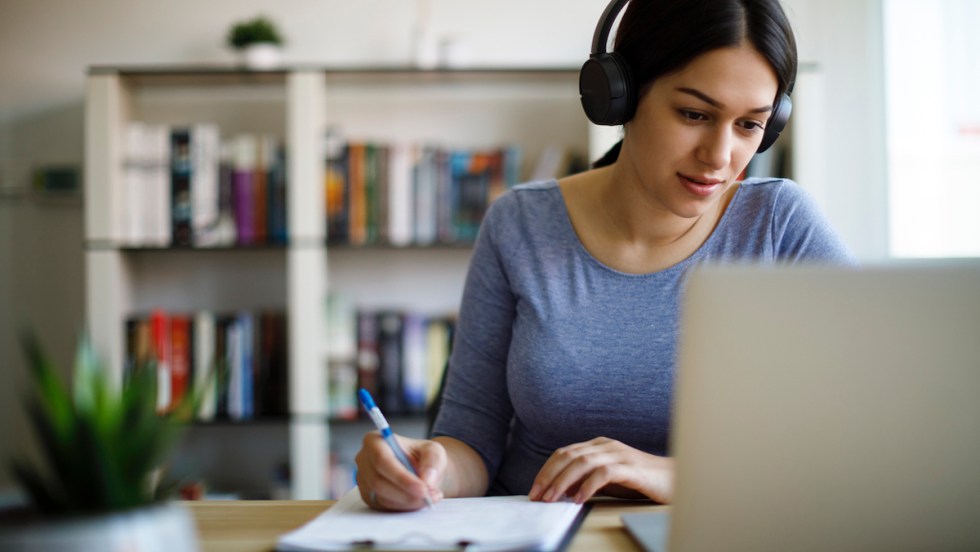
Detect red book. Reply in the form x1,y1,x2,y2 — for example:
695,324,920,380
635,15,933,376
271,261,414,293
170,315,191,415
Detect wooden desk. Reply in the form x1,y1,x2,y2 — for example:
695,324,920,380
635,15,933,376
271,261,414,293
186,499,667,551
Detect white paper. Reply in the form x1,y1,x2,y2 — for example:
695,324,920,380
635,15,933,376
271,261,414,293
277,487,584,551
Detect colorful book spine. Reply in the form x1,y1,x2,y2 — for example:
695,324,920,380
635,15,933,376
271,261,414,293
170,128,193,246
325,135,349,244
376,311,404,414
232,135,257,246
268,143,288,245
169,315,192,414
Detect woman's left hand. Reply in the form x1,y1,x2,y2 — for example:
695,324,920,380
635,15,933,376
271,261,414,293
528,437,674,504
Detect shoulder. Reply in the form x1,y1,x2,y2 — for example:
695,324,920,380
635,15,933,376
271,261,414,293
483,179,563,232
732,178,856,263
730,177,822,221
736,177,807,204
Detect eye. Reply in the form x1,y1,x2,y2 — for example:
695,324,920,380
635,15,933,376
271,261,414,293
737,120,765,132
679,109,708,122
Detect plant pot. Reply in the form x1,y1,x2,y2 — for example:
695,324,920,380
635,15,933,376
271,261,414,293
0,501,199,552
240,43,282,70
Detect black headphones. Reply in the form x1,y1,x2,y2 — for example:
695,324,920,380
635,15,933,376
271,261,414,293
579,0,792,153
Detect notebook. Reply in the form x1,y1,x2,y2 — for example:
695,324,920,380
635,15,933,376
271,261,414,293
277,487,588,551
623,261,980,552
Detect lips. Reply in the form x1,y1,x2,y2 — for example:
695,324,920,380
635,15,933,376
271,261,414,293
679,173,724,197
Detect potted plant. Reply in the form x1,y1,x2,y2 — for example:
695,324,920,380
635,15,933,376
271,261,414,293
0,332,202,551
227,15,285,70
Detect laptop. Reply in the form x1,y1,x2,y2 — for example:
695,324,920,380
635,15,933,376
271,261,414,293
623,261,980,552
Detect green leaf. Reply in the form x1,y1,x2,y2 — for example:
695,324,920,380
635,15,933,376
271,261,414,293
22,398,77,509
19,332,72,435
13,331,185,515
11,459,63,514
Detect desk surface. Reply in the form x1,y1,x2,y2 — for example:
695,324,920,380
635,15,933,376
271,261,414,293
186,499,668,552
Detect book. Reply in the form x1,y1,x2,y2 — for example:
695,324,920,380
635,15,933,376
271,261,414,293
355,310,380,408
122,122,148,246
214,314,235,419
387,142,415,247
149,310,171,414
413,146,438,245
376,310,404,414
257,311,289,417
267,142,288,245
276,487,588,552
425,317,452,407
401,312,428,415
170,128,193,246
347,142,367,246
232,134,257,246
148,125,173,246
324,132,349,244
194,310,217,421
191,124,221,247
214,141,238,246
253,135,278,245
169,314,192,414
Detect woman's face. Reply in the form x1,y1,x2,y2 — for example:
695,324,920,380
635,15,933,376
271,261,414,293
620,42,779,220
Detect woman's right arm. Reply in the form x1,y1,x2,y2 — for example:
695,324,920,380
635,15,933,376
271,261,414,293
354,192,521,511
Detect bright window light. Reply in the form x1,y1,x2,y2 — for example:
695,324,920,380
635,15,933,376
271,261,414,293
884,0,980,258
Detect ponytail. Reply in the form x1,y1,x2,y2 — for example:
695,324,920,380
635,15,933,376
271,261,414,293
591,139,623,169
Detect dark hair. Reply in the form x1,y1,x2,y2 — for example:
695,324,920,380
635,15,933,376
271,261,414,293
592,0,798,168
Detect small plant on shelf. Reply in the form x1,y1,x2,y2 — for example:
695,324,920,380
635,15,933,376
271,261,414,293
227,16,285,70
226,16,284,49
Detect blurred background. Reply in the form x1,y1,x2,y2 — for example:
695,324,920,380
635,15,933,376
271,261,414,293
0,0,976,500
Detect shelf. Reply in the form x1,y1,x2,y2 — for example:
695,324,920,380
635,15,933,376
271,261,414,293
85,66,593,501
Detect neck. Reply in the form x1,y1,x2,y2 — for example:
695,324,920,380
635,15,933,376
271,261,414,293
600,164,711,249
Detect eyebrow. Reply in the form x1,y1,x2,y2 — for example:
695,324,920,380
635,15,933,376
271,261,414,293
676,87,773,114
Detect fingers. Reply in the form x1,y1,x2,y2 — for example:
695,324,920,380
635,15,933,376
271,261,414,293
530,437,618,503
530,438,676,504
355,432,445,511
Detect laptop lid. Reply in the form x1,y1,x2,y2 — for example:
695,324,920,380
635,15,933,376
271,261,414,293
667,262,980,552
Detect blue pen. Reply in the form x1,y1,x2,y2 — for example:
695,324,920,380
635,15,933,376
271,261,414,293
358,388,435,509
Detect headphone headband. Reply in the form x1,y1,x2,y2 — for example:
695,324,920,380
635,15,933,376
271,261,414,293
580,0,792,153
590,0,630,55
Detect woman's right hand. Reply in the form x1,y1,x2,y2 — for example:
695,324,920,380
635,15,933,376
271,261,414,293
354,432,447,511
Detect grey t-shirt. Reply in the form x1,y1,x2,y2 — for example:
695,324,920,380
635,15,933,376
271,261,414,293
431,178,855,496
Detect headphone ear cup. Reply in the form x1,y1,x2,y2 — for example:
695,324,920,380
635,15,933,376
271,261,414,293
757,93,792,153
580,52,636,126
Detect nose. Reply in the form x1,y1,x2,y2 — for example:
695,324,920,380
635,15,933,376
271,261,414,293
696,127,732,171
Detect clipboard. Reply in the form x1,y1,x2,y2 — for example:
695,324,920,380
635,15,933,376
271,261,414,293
276,487,590,551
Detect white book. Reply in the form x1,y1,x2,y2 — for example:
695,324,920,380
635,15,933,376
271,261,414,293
192,124,221,247
147,124,172,246
122,122,146,245
401,313,427,413
387,142,414,247
194,310,216,421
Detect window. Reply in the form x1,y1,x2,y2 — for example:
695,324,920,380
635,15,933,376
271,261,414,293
884,0,980,257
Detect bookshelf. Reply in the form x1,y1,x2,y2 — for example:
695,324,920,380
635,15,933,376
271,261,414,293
84,65,593,500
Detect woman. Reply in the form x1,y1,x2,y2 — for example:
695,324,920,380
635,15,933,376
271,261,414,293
355,0,854,511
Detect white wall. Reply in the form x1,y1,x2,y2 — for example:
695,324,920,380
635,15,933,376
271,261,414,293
783,0,889,261
0,0,888,490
